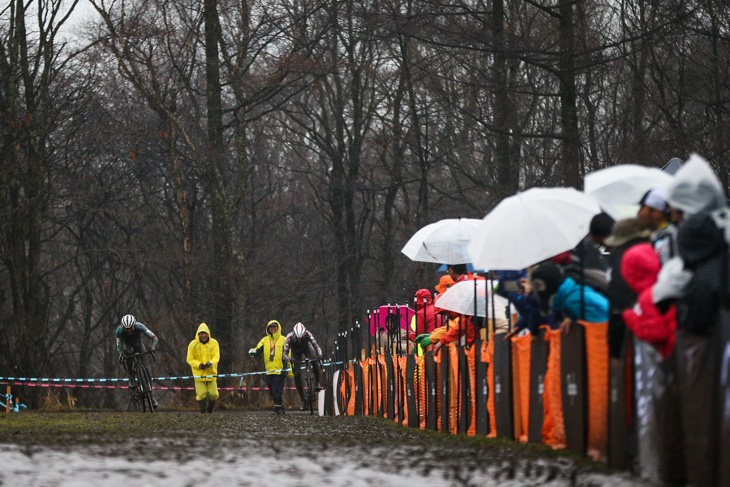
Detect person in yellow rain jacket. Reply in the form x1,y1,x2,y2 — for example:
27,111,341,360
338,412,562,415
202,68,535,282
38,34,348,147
187,322,220,413
249,320,288,414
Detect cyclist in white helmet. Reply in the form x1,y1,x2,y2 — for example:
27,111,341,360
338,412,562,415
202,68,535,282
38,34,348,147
116,314,159,406
283,322,323,410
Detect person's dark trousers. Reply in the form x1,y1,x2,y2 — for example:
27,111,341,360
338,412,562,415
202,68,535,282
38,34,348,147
266,373,286,411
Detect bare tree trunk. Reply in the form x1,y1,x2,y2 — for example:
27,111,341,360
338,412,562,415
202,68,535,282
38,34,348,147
168,122,194,317
0,0,59,403
492,0,519,198
558,0,581,188
204,0,234,368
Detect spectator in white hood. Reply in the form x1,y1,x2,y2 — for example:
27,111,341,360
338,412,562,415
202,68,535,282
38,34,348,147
654,153,727,307
666,153,726,219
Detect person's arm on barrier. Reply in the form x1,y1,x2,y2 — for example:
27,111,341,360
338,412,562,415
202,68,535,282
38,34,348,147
559,317,572,335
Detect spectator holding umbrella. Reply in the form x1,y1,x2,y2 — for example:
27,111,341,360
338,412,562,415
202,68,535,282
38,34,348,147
620,244,676,358
498,270,560,341
434,274,455,296
528,261,609,333
637,189,677,265
431,264,486,349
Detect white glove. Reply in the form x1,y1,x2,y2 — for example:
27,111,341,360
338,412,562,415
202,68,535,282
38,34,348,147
248,348,257,357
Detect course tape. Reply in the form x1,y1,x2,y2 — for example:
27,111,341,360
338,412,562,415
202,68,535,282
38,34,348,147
0,360,353,385
0,382,298,391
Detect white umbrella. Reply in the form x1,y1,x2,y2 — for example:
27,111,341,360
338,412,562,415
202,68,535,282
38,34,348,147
466,187,601,271
435,279,509,319
584,164,673,220
401,218,482,265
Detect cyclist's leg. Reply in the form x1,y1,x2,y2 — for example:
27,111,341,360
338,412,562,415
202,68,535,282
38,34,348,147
122,346,137,386
292,353,305,402
305,344,323,389
312,360,323,390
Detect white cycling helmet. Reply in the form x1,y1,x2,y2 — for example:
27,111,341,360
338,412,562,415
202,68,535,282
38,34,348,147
121,314,136,329
293,322,306,339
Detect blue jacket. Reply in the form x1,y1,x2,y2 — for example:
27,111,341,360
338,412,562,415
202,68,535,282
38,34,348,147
496,279,559,333
552,277,609,322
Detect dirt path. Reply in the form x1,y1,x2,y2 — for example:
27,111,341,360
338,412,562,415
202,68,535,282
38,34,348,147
0,411,650,486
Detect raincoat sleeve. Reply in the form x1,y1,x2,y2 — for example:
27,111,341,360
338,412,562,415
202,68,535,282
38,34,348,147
187,341,201,369
439,318,468,346
209,340,220,367
251,337,265,357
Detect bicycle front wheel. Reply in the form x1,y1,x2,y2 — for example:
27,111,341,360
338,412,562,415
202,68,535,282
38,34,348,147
305,369,315,415
137,366,156,413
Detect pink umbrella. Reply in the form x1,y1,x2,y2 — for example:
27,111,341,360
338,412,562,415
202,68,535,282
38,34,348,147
368,305,414,336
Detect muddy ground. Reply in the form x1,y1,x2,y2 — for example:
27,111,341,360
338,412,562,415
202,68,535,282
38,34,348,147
0,410,651,486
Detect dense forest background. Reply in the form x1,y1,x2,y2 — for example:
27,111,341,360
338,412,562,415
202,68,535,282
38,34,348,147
2,0,728,407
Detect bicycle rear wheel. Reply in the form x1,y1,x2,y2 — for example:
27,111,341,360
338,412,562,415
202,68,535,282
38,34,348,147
137,366,155,413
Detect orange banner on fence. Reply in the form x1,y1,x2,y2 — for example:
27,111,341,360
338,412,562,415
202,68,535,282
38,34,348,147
348,366,356,416
512,333,532,442
542,328,566,449
399,356,408,427
448,344,460,434
581,321,609,463
434,348,442,431
374,359,379,417
362,358,371,416
482,337,496,438
466,344,477,437
378,354,388,418
417,355,426,429
391,355,399,423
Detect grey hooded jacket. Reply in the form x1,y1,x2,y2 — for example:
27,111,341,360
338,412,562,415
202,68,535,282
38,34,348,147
666,153,726,217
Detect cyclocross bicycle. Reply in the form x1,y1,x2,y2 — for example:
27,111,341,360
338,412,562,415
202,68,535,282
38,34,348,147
124,350,156,413
293,358,317,415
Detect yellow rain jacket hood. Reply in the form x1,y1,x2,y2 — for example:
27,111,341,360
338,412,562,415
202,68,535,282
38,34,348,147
254,320,287,375
187,322,220,382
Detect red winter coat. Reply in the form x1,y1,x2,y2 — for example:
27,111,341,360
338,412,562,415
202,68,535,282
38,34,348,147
409,289,436,341
620,243,676,359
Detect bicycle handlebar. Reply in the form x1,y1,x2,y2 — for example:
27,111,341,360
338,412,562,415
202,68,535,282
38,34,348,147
290,357,323,366
290,357,316,364
123,350,156,361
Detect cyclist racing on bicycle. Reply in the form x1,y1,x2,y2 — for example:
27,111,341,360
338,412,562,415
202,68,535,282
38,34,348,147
116,314,159,407
283,322,323,410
